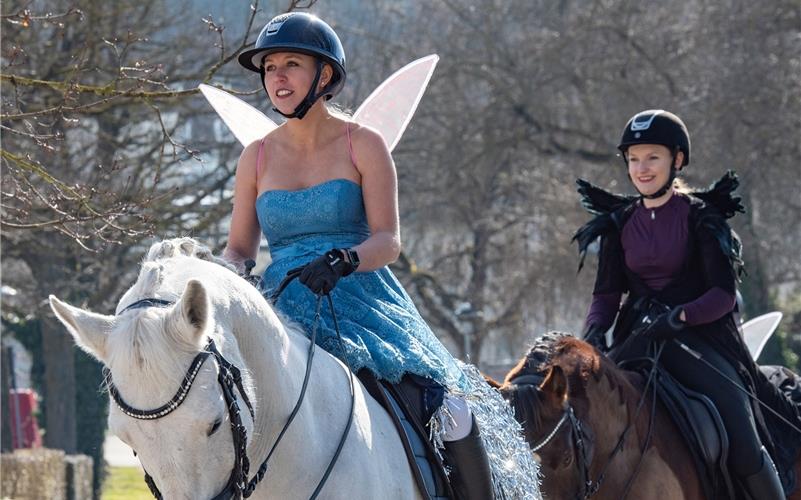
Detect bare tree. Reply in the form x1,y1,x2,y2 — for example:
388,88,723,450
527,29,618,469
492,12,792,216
1,1,266,492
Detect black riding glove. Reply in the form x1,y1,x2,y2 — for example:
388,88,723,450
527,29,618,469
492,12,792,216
643,307,685,341
582,324,608,351
298,249,357,295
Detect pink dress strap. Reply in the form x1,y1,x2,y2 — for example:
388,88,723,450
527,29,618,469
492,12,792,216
345,123,358,168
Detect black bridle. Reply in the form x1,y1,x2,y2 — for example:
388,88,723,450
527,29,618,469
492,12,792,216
111,272,355,500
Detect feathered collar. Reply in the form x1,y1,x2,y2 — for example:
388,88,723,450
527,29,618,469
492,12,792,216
572,170,745,273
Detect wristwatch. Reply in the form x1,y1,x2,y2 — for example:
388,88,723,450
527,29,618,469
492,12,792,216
344,248,361,270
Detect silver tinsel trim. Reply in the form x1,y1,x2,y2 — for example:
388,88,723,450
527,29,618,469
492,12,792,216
460,362,542,499
429,362,542,499
428,401,453,469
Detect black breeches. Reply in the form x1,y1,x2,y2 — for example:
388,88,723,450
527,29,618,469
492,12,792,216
660,335,764,476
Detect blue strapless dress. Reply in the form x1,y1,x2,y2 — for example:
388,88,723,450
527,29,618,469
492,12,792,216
257,179,465,386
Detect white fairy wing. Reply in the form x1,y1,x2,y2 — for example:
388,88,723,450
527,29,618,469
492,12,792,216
198,84,277,147
741,311,783,360
353,54,439,152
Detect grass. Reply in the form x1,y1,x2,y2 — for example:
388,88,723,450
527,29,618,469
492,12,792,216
102,467,151,500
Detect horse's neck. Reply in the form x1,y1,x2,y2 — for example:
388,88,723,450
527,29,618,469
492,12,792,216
222,294,314,464
582,369,650,466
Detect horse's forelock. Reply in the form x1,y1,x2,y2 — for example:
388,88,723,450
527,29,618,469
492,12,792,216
106,309,202,394
504,383,545,441
502,331,571,386
108,259,208,390
109,253,266,411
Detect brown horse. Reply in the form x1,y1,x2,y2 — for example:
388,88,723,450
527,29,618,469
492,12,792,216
489,332,801,500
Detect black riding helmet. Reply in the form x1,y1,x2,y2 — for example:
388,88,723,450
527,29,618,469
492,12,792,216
618,109,691,199
238,12,346,119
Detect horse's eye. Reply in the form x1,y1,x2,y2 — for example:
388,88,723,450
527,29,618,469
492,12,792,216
208,418,222,436
561,450,573,467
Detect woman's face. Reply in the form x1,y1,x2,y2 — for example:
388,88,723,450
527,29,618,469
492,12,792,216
626,143,678,196
261,52,331,113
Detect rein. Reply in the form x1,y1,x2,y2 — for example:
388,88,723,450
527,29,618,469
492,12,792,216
112,271,355,500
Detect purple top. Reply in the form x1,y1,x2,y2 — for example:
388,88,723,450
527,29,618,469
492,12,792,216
586,194,736,328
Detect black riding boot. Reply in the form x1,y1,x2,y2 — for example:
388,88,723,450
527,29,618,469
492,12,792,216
443,416,494,500
740,446,785,500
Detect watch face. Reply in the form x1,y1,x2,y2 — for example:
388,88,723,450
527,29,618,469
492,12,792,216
347,249,360,267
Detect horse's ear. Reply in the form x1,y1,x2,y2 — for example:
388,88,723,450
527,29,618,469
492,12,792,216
168,279,209,346
49,295,113,362
539,365,569,407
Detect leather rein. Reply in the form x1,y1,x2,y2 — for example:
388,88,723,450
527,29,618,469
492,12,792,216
110,271,355,500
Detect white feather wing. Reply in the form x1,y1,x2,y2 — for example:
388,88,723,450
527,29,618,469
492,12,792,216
353,55,439,152
198,84,277,147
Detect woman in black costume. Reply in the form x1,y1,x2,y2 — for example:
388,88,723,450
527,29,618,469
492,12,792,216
574,109,798,499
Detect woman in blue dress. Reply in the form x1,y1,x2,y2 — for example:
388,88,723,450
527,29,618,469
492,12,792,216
222,12,538,500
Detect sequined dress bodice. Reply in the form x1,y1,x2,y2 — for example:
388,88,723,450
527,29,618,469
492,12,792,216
256,178,464,386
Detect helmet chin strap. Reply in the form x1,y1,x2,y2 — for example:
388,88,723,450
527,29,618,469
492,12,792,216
271,60,325,120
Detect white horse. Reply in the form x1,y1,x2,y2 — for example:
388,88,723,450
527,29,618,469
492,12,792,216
50,239,421,499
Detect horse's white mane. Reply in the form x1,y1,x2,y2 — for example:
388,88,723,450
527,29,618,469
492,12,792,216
143,237,237,272
143,237,309,339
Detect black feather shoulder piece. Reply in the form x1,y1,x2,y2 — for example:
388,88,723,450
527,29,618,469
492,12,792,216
572,179,637,272
688,170,746,276
689,170,745,219
575,178,638,215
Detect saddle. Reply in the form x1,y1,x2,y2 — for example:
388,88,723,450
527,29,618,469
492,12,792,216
357,370,454,500
654,367,736,500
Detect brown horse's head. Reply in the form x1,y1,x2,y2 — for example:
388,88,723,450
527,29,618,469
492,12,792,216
491,332,709,500
494,332,615,499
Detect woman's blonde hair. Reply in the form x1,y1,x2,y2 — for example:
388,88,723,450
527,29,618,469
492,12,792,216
673,176,690,194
